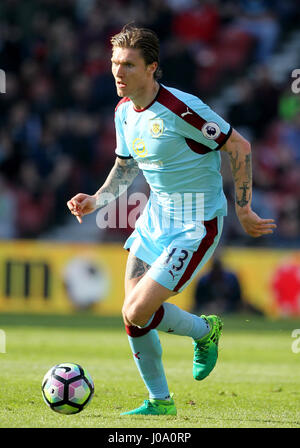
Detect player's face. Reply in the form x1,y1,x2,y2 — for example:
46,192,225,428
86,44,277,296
111,47,157,98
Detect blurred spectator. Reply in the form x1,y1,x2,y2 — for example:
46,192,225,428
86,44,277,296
165,0,196,12
192,256,263,314
15,160,55,238
161,38,198,93
228,67,281,140
0,174,17,238
227,78,262,139
192,257,243,314
171,1,220,45
233,0,280,63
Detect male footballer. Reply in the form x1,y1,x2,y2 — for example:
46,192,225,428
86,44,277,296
67,25,276,416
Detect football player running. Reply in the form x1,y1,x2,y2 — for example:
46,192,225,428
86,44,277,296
67,25,276,416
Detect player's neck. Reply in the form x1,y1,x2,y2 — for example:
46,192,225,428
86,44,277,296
131,81,160,111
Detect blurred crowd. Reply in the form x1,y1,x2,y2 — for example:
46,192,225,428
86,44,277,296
0,0,299,245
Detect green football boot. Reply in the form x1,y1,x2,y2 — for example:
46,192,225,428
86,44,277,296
120,397,177,416
193,315,223,381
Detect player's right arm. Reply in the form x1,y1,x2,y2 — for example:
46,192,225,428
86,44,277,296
67,156,139,223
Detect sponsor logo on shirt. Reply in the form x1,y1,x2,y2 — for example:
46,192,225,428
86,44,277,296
201,122,221,140
132,137,148,157
138,160,163,169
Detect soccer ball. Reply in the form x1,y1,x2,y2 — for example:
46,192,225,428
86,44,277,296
42,362,94,414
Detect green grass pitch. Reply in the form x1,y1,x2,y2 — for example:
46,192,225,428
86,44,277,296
1,312,300,428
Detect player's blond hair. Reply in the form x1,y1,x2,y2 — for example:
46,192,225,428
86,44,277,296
111,24,162,80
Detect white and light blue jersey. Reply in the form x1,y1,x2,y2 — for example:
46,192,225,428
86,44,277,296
114,84,232,221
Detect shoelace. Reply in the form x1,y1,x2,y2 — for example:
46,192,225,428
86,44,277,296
194,342,210,362
145,400,162,409
144,400,169,414
194,319,222,363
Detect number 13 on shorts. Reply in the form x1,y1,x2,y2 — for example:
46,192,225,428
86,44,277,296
148,245,194,292
145,217,223,292
165,247,189,278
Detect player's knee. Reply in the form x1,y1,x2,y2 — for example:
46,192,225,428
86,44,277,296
123,302,148,327
121,306,131,326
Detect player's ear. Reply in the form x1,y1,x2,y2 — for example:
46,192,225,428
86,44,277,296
147,61,158,77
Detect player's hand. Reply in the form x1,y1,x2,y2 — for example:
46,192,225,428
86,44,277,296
236,206,276,238
67,193,97,224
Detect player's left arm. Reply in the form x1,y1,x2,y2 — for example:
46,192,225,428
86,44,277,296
221,129,276,237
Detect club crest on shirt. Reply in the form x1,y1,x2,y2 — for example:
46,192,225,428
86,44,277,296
149,118,164,138
201,122,221,140
132,137,148,157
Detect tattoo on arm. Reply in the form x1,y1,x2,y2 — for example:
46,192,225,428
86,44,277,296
228,151,241,181
237,182,250,207
125,254,151,280
95,157,139,208
245,153,252,181
227,149,252,208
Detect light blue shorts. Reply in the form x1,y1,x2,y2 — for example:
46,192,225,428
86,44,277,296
124,199,223,292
